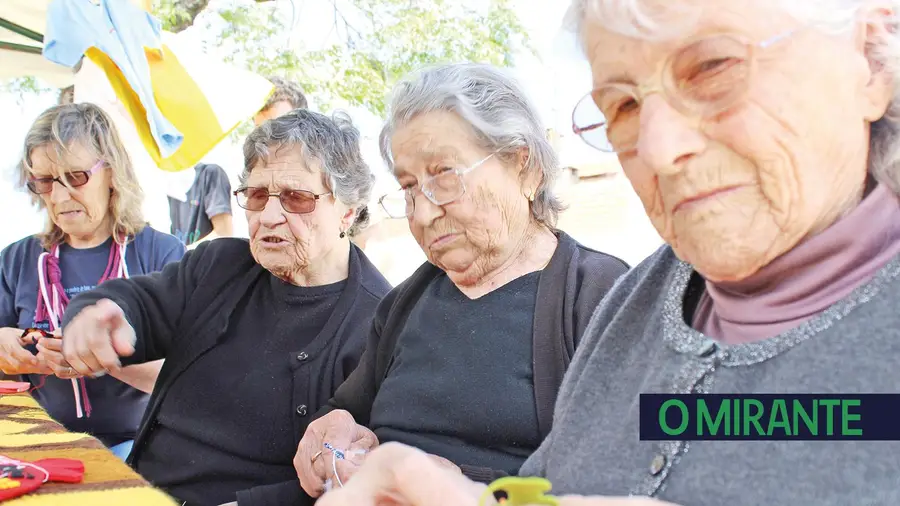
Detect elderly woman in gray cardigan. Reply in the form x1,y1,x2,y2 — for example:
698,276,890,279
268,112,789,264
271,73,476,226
309,0,900,505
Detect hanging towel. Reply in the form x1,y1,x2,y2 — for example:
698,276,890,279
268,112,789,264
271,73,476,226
44,0,275,172
43,0,183,158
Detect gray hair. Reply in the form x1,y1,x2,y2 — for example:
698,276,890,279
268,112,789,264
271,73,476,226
58,86,74,106
378,62,563,227
566,0,900,194
241,109,374,235
264,76,308,110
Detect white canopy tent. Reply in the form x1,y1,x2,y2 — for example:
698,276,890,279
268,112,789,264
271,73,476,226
0,0,154,88
0,0,73,88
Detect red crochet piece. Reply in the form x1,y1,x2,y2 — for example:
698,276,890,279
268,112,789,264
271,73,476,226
0,456,84,502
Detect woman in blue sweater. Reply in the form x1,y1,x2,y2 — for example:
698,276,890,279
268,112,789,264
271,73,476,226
0,103,184,458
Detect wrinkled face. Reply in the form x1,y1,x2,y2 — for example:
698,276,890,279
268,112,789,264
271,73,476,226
253,100,295,126
390,110,535,286
582,0,892,281
245,146,352,279
28,142,113,244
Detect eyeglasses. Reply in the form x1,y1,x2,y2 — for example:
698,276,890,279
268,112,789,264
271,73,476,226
26,160,104,195
378,154,494,219
571,30,796,153
234,187,333,214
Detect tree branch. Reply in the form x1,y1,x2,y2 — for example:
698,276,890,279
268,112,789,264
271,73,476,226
168,0,211,33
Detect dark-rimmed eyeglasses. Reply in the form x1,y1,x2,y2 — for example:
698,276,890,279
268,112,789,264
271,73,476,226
571,29,797,153
234,187,333,214
26,160,104,195
378,154,495,219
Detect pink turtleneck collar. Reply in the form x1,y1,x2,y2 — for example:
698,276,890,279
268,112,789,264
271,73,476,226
692,183,900,344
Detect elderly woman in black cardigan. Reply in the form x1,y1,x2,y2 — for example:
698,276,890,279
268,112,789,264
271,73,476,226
291,62,629,499
56,110,391,506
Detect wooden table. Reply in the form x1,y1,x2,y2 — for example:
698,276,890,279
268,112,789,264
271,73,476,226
0,390,177,505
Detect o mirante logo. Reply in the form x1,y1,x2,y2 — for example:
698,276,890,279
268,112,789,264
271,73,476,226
639,394,899,441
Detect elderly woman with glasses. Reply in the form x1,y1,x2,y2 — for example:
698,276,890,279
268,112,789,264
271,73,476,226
56,109,391,506
292,62,629,501
0,103,184,459
305,1,900,505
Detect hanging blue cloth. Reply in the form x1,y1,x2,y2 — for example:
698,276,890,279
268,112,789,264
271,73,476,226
43,0,184,158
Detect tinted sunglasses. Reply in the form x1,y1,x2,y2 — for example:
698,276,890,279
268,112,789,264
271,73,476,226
26,161,104,195
234,187,333,214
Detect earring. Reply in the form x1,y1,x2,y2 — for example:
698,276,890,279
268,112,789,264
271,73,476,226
339,230,346,239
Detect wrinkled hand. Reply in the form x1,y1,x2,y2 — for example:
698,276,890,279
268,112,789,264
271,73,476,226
428,454,461,474
0,327,51,375
317,442,484,506
294,409,379,497
36,335,81,379
317,443,681,506
61,299,136,377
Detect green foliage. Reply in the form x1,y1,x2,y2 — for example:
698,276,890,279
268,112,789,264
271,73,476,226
192,0,531,117
0,77,53,104
154,0,211,33
154,0,192,31
4,0,528,127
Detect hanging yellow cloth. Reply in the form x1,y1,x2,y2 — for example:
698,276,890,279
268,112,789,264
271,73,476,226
83,40,272,172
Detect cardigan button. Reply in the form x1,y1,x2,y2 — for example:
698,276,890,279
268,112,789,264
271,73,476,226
649,454,667,476
296,352,309,361
296,404,308,416
696,339,717,357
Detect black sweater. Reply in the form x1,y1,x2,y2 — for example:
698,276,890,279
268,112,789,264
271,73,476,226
319,231,629,483
62,239,391,506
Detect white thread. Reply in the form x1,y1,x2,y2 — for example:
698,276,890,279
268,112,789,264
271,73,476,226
117,242,129,279
35,241,130,419
0,456,50,483
321,443,366,492
28,462,51,483
37,249,82,417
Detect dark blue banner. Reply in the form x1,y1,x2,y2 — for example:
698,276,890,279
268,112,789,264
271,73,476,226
639,394,900,441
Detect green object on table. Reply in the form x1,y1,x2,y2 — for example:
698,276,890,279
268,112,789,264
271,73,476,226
479,476,560,506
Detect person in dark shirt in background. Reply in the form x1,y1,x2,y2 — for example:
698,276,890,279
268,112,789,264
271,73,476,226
167,163,234,247
254,76,309,126
0,103,185,460
165,75,311,248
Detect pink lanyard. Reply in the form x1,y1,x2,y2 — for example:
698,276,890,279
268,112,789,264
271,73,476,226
35,240,129,418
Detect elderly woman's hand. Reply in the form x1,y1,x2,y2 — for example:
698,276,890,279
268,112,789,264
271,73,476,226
36,334,81,379
316,442,483,506
60,299,136,377
294,409,379,497
0,327,53,375
317,442,680,506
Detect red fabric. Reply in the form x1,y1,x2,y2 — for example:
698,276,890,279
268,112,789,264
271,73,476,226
0,456,84,502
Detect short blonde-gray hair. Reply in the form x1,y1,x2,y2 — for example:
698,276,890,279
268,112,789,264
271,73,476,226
18,103,146,249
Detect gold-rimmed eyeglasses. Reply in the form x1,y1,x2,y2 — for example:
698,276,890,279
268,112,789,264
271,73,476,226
378,153,495,219
571,29,797,153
